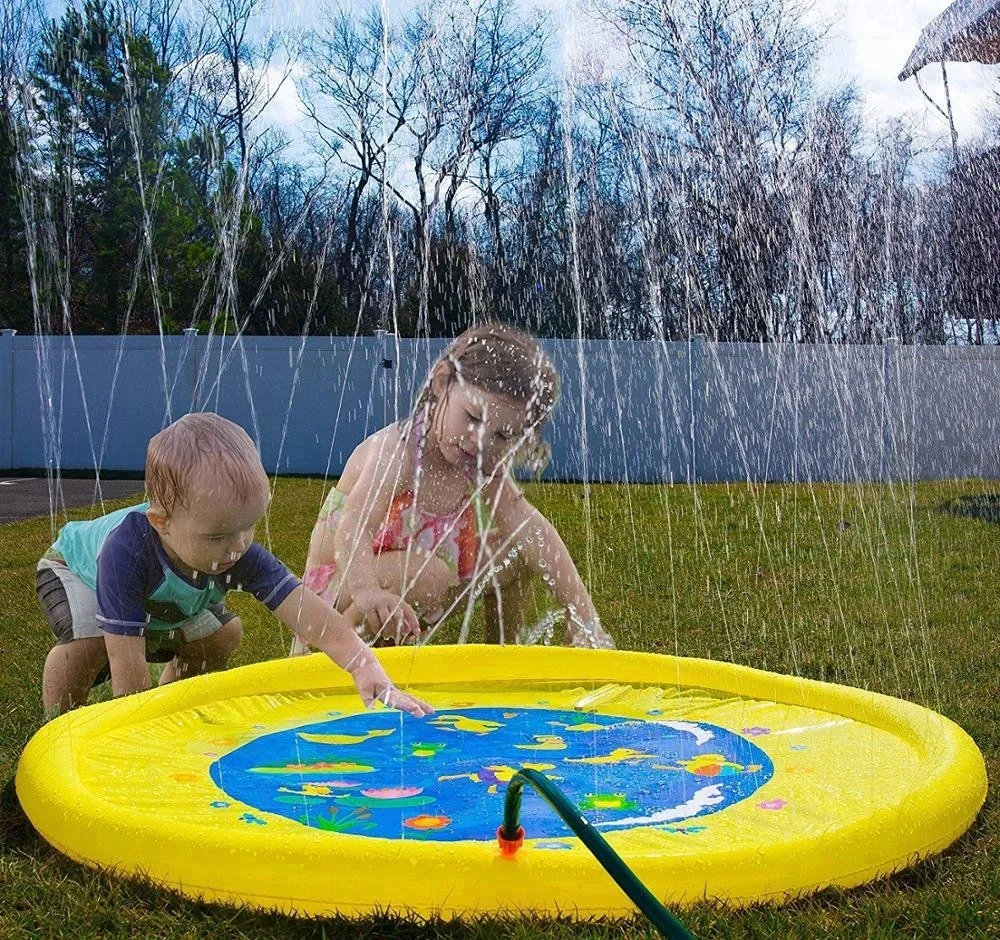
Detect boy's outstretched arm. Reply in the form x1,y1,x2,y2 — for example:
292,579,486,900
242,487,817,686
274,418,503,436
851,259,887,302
104,633,153,697
275,585,433,717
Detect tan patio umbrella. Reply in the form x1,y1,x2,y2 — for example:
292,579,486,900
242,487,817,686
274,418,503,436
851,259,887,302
898,0,1000,155
899,0,1000,79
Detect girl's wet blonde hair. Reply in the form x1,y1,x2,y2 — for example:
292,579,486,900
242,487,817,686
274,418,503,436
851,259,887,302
415,323,560,474
146,412,269,515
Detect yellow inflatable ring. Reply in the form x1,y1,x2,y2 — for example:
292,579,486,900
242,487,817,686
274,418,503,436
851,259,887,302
16,645,987,918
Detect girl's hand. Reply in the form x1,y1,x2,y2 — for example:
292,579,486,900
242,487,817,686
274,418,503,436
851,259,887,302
353,587,422,645
348,656,434,717
566,612,616,650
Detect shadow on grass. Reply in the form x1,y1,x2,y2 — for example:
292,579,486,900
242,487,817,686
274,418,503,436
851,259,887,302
939,494,1000,525
673,807,996,940
790,658,854,686
0,773,36,853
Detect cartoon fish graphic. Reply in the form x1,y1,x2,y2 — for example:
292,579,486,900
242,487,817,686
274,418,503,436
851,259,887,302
429,714,505,735
439,763,559,793
548,719,638,734
564,748,658,765
410,742,447,758
514,734,567,751
297,728,396,746
249,761,375,774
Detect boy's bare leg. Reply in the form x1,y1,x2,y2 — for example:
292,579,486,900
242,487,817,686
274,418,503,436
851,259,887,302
160,617,242,684
483,562,533,644
42,637,109,718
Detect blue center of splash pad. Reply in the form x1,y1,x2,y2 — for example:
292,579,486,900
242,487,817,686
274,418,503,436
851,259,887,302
210,707,773,840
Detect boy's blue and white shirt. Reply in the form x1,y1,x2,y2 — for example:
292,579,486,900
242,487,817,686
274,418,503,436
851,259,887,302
49,503,300,635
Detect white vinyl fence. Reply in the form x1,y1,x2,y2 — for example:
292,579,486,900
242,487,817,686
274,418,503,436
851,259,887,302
2,329,998,482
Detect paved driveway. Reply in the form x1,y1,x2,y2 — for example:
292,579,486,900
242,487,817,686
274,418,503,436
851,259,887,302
0,476,145,524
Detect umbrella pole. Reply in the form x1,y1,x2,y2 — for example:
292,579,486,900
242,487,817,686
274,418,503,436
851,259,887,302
941,61,960,162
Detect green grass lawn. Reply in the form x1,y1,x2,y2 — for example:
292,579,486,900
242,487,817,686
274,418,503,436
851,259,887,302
2,478,999,938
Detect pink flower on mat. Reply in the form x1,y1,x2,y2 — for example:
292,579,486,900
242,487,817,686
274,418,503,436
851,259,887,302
758,799,787,811
361,787,424,799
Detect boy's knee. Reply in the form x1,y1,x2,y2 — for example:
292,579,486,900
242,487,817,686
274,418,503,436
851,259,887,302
44,636,109,671
42,637,108,717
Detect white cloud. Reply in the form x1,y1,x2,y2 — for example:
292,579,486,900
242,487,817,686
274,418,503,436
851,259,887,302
539,0,998,143
261,0,998,154
810,0,997,143
257,61,311,150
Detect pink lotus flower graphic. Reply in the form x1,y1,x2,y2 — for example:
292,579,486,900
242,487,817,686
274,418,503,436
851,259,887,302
361,786,424,800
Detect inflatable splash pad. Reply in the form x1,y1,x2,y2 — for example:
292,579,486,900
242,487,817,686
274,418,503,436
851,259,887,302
16,646,986,918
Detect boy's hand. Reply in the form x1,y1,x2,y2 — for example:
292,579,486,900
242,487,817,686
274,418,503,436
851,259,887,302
353,587,422,645
348,656,434,717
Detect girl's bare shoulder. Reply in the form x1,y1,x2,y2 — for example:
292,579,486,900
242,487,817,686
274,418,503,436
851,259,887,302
339,423,411,494
487,473,533,523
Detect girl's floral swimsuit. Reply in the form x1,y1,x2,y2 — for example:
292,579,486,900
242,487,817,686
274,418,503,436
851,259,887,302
303,426,494,625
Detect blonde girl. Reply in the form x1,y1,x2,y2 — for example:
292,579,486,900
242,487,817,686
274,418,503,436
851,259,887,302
292,324,614,652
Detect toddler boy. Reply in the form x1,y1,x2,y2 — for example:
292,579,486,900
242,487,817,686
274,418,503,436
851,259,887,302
37,412,430,719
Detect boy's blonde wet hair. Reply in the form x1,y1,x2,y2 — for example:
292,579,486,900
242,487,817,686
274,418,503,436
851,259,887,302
419,323,560,473
146,412,269,515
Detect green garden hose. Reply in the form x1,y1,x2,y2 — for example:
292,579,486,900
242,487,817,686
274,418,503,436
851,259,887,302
498,767,695,939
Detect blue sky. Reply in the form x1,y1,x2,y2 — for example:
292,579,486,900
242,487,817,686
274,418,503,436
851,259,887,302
40,0,999,150
254,0,998,154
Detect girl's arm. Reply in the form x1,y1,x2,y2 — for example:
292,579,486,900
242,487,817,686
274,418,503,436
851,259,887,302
331,433,421,640
274,584,432,716
495,488,615,649
305,434,385,571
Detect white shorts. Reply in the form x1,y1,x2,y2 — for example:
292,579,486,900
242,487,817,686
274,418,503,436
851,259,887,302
36,558,230,654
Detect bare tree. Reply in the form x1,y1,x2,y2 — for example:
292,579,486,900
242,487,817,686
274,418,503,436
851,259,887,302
783,89,866,341
390,0,551,333
947,144,1000,343
301,4,417,320
199,0,289,180
591,0,824,340
442,0,550,265
0,0,44,330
